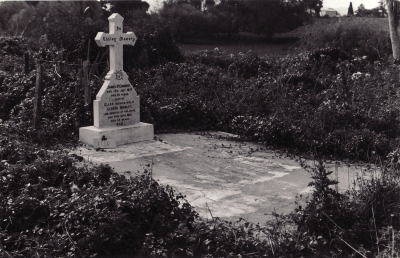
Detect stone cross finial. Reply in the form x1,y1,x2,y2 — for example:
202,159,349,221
95,13,136,72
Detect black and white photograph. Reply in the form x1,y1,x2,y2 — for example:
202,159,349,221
0,0,399,257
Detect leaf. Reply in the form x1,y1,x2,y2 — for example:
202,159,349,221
187,236,196,243
178,227,190,234
36,217,46,223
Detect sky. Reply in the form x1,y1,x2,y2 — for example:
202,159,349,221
323,0,382,16
324,0,380,9
147,0,383,13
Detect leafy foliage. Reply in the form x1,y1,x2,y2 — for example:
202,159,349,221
132,47,400,161
1,16,400,256
285,157,400,257
159,0,310,42
0,135,199,257
294,17,391,61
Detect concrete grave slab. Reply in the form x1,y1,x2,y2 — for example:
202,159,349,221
75,132,371,223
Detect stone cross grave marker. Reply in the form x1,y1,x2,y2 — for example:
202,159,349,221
93,13,139,128
95,13,135,74
79,13,154,147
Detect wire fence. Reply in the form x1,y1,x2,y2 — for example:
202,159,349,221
26,50,109,129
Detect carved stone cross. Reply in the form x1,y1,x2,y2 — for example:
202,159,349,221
95,13,137,72
79,13,154,147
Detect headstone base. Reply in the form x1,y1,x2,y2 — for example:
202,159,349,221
79,123,154,147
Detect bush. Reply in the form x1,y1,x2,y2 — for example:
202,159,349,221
124,15,184,69
294,17,392,61
2,35,400,257
3,34,399,161
131,48,400,161
288,158,400,257
0,137,199,257
159,3,221,42
0,65,93,145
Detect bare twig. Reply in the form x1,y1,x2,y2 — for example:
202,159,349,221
54,64,61,78
0,239,12,258
88,52,100,77
268,237,275,256
206,202,213,220
63,221,83,257
86,38,90,61
322,211,344,231
213,90,223,111
338,237,367,258
150,158,153,182
243,252,260,256
392,226,395,258
372,205,380,255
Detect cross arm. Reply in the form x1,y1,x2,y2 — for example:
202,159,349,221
118,32,137,46
95,32,115,47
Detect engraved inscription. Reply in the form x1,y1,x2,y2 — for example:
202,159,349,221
100,83,137,126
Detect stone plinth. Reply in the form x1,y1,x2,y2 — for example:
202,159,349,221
79,122,154,146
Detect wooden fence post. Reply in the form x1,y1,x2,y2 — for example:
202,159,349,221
33,64,43,129
57,61,62,75
83,60,90,106
25,53,29,74
78,59,83,92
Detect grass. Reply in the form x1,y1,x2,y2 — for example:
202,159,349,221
278,16,389,38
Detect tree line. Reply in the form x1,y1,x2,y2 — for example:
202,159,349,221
347,1,387,17
159,0,313,42
0,0,314,44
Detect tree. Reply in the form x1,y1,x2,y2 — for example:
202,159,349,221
386,0,400,60
378,0,387,17
356,3,367,16
306,0,323,18
215,0,248,41
0,1,30,35
348,2,354,16
354,3,385,17
100,0,150,16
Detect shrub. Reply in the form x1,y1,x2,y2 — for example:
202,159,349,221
0,67,93,145
127,47,400,161
0,138,199,257
294,17,392,61
124,15,184,69
159,3,220,42
288,158,400,257
2,35,400,257
3,41,398,161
